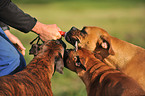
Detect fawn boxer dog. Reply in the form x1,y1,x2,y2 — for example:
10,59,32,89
0,40,65,96
64,48,145,96
65,26,145,90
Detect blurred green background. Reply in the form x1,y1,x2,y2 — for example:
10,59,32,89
11,0,145,96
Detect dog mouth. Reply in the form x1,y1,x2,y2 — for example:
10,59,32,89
65,34,80,46
63,40,79,69
65,27,88,48
65,27,81,46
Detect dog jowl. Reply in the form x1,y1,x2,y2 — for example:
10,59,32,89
63,48,145,96
65,26,145,91
65,26,114,59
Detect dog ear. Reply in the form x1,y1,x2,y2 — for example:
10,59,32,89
74,56,86,71
55,53,64,74
100,35,115,55
29,44,42,56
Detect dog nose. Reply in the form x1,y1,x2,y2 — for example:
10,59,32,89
71,27,78,31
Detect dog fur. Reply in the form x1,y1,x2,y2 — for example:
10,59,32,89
64,48,145,96
65,26,145,90
0,40,65,96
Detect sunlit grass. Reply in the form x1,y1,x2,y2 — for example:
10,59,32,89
10,1,145,96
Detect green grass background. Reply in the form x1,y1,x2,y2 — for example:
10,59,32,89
10,0,145,96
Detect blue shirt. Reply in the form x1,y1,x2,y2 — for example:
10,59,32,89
0,27,26,76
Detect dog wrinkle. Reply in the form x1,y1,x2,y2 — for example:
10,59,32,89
64,48,145,96
65,26,145,90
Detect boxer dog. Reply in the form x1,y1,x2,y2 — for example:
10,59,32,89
0,40,65,96
64,48,145,96
65,26,145,90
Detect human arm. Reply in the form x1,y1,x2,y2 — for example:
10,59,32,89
32,22,61,41
0,0,61,41
0,21,26,55
4,30,26,56
0,1,36,33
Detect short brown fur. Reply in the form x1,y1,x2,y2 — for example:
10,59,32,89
64,48,145,96
0,40,64,96
65,26,145,90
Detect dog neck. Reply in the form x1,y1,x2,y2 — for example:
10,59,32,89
25,48,57,81
104,36,143,70
77,56,120,95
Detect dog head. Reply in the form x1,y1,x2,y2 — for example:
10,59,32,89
64,48,101,75
65,26,115,59
33,39,66,74
64,48,86,74
29,44,42,56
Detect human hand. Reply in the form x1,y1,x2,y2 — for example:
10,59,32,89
4,30,26,56
32,21,61,41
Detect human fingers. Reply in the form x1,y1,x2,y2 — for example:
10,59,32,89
16,40,26,56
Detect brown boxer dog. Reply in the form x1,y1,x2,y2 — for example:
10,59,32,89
0,40,65,96
65,26,145,90
64,48,145,96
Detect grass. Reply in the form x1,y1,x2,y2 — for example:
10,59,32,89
10,1,145,96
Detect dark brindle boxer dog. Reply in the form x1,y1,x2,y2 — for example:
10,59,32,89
64,48,145,96
65,26,145,90
0,40,65,96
